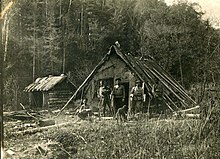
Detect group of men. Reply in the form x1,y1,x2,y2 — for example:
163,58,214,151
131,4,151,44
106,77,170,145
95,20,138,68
98,78,160,119
78,78,165,120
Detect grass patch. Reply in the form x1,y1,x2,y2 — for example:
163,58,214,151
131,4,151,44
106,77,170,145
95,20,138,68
4,116,220,158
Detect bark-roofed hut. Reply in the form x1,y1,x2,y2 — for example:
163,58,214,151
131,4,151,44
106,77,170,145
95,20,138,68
24,74,76,108
71,45,196,113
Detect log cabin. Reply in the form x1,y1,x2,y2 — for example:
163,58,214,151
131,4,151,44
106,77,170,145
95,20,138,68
24,74,76,108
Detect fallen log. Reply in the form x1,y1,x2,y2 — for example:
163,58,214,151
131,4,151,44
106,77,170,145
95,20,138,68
39,119,55,127
4,110,34,120
173,112,200,119
3,104,42,121
185,113,200,118
173,105,200,119
11,122,77,136
20,103,55,127
177,105,200,112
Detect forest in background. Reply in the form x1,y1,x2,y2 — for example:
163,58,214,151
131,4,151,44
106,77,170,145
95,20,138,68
2,0,220,110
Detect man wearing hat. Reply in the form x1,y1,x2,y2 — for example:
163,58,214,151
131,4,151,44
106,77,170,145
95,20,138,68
129,80,145,117
111,78,125,116
98,80,112,117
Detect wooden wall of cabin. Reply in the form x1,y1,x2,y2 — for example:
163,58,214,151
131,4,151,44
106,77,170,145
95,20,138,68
47,79,75,108
48,90,73,108
28,78,76,109
84,53,140,110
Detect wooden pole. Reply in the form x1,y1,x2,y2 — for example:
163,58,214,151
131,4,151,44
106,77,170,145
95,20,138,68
0,1,4,157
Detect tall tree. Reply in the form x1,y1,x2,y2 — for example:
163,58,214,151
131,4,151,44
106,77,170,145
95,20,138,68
2,0,220,110
0,0,15,153
0,0,3,153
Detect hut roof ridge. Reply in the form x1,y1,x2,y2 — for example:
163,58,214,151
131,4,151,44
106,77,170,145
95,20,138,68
24,75,75,92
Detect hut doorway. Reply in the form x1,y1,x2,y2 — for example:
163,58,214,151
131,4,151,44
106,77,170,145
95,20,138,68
102,78,114,89
32,92,43,107
121,82,129,109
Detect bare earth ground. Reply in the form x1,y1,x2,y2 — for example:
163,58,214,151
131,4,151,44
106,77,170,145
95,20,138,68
3,111,219,159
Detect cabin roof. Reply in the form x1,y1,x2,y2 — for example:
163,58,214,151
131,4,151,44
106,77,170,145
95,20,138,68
24,75,76,92
72,45,196,108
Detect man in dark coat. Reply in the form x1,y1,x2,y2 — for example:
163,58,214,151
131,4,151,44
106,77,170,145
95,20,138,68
152,80,165,114
111,78,125,116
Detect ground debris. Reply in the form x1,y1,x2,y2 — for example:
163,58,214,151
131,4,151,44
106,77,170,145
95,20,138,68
11,122,75,136
4,110,44,121
77,108,93,119
39,119,55,127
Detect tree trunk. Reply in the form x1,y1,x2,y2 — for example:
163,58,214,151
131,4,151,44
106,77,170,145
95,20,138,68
3,14,9,62
33,0,36,81
0,0,4,152
0,4,15,147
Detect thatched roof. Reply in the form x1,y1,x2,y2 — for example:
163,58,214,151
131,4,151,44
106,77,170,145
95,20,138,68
24,74,76,92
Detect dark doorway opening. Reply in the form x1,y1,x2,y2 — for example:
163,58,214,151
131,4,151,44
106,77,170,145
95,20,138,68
32,92,43,108
103,78,114,90
97,78,114,93
121,82,129,111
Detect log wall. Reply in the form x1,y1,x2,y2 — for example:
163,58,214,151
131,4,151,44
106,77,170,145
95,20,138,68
48,91,73,108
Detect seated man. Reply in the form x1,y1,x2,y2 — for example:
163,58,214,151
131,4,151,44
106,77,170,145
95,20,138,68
76,98,93,119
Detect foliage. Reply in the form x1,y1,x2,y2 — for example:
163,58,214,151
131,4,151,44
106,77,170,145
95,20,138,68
3,0,220,109
4,117,220,158
200,94,220,156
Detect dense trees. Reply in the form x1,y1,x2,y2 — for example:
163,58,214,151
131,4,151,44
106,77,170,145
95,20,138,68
3,0,220,110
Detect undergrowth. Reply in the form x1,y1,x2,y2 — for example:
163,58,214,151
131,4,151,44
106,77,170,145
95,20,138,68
42,118,219,159
5,97,220,159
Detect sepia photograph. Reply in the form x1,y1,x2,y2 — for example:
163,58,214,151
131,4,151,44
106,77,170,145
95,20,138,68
0,0,220,158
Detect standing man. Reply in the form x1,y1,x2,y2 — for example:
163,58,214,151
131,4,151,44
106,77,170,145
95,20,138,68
129,80,145,117
111,78,125,116
152,80,165,114
98,80,112,117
